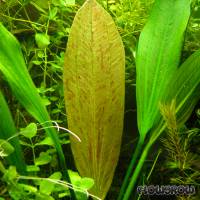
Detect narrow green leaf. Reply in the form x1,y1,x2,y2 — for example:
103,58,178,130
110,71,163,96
120,1,192,199
0,91,26,174
136,0,190,137
0,23,72,190
164,49,200,125
63,0,125,198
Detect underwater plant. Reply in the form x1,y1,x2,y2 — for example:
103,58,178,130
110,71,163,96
0,23,76,199
119,0,200,199
0,91,26,175
63,0,125,199
0,0,200,199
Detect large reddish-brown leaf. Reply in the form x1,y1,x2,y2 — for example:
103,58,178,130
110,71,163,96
63,0,125,198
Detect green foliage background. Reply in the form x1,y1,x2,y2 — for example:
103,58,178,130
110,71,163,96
0,0,200,199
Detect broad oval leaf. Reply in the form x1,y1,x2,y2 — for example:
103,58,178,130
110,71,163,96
35,33,50,49
39,172,62,195
63,0,125,199
21,123,37,139
136,0,190,138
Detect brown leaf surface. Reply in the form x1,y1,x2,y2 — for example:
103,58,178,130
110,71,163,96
63,0,125,198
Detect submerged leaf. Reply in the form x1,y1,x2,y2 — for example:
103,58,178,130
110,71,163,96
21,123,37,139
0,139,14,157
35,152,52,166
35,33,50,49
63,0,125,198
0,23,69,182
0,91,26,174
136,0,190,138
39,172,62,195
165,49,200,125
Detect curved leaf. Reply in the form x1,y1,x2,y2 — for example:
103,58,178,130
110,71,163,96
165,49,200,125
0,91,26,174
63,0,125,198
136,0,190,138
0,23,71,186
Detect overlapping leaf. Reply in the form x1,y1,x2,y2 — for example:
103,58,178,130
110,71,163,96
0,24,69,182
164,49,200,126
127,49,200,198
119,1,196,199
63,0,125,198
136,0,191,138
0,91,26,174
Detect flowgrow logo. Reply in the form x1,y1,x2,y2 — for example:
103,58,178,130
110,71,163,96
137,185,196,196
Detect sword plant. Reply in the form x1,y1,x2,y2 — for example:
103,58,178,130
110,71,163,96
119,0,200,199
63,0,125,199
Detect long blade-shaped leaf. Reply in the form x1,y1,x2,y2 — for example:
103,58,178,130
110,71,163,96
136,0,190,138
0,23,72,189
63,0,125,198
122,49,200,200
0,91,26,174
165,49,200,126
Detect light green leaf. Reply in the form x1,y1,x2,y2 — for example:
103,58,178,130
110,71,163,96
35,33,50,49
21,123,37,139
18,183,38,193
41,97,51,106
68,170,94,200
36,137,54,146
136,0,190,138
0,23,69,182
26,165,40,172
164,49,200,125
52,0,75,6
64,0,75,5
63,0,125,199
0,139,14,157
49,7,58,20
77,177,94,190
31,0,48,11
3,166,18,182
36,194,55,200
0,91,26,174
35,152,52,166
32,60,42,65
40,172,62,195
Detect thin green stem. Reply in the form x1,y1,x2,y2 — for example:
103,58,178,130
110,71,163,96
122,139,152,200
122,124,165,200
43,19,50,89
30,139,36,164
146,148,162,181
117,136,145,200
45,122,77,200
